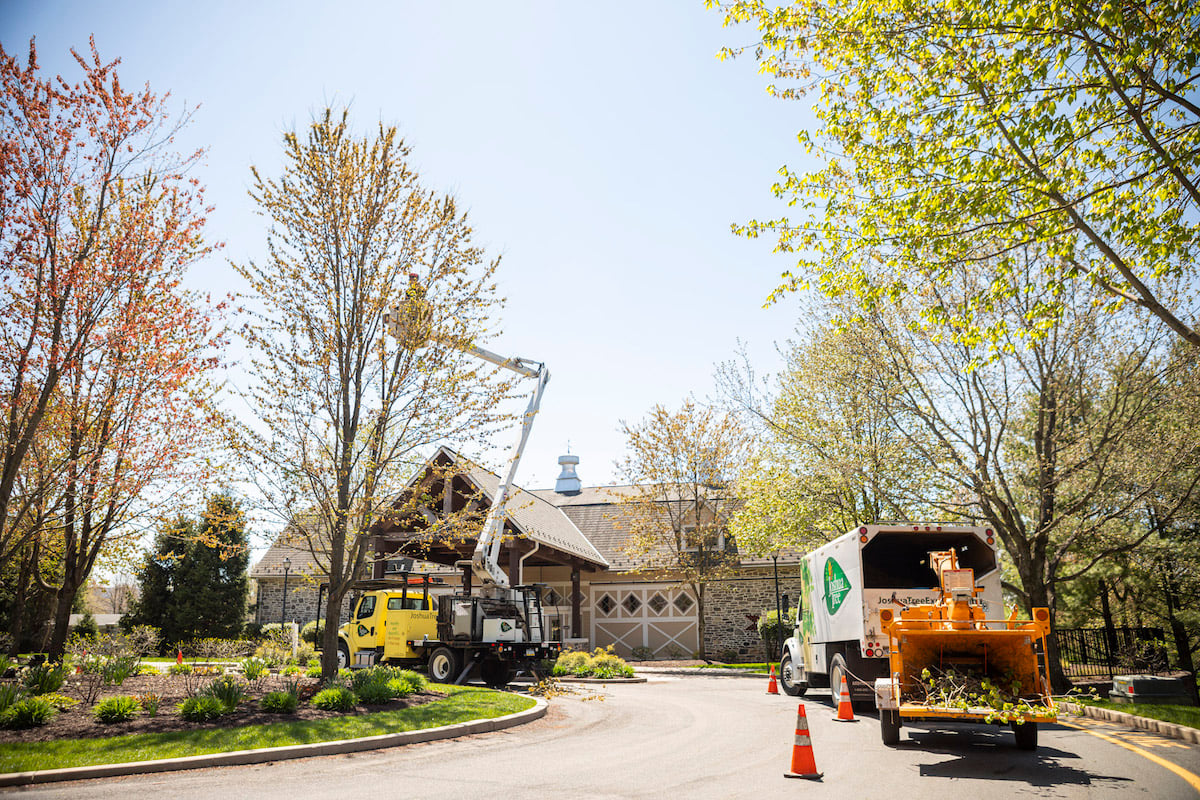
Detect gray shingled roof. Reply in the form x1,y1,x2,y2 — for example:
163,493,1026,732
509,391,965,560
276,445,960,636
459,458,609,569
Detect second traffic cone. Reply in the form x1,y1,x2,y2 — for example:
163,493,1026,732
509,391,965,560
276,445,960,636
766,664,779,695
834,673,857,722
784,703,823,780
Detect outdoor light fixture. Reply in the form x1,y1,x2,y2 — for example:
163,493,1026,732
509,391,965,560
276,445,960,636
281,557,292,628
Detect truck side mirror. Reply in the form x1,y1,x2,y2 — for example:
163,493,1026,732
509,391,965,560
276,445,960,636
782,594,790,615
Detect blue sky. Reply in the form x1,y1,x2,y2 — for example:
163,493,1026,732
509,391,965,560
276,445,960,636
1,1,813,492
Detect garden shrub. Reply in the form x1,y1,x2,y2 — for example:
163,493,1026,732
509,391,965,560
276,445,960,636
2,696,56,728
92,695,140,724
168,662,193,675
306,664,322,678
630,646,654,661
552,650,593,677
21,661,65,695
590,651,634,679
178,695,225,722
756,609,796,652
139,692,162,716
0,683,24,712
260,690,299,713
241,657,269,681
202,675,247,711
311,686,357,711
281,664,301,677
39,692,79,711
354,680,396,705
552,647,633,678
300,619,325,645
391,669,426,692
386,677,418,698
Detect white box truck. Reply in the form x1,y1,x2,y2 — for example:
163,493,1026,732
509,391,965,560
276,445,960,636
778,522,1003,709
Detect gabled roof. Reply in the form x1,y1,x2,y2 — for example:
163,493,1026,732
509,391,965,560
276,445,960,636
433,447,609,569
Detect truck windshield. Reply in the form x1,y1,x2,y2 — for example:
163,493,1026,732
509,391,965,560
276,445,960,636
862,532,996,589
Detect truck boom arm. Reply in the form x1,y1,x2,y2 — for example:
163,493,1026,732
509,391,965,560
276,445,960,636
385,291,549,590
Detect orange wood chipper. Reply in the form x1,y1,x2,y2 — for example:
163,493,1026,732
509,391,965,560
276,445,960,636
874,550,1056,750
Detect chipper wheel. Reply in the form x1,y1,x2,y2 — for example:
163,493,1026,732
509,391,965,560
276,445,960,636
881,710,901,746
1012,720,1038,751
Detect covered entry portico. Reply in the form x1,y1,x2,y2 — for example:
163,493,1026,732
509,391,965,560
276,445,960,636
368,448,609,640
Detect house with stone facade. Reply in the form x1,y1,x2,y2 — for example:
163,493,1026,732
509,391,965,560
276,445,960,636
251,448,802,661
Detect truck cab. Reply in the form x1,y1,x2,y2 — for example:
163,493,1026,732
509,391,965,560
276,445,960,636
337,577,440,669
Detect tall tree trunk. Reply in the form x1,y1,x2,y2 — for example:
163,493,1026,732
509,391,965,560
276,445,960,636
1098,578,1119,655
1160,558,1199,705
46,582,79,661
5,543,33,656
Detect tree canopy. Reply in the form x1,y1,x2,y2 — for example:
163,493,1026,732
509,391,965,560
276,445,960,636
710,0,1200,347
235,108,512,679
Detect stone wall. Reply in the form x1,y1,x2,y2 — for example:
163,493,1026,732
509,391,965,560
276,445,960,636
254,578,354,627
701,566,803,662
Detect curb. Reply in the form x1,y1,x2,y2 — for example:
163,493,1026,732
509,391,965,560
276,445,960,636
635,668,767,679
555,676,647,684
0,697,547,787
1058,701,1200,745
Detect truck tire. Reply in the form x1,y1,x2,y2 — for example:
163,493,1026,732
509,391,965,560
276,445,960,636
480,657,515,689
828,654,849,708
881,710,901,746
337,641,351,670
779,653,808,697
428,647,459,683
1012,720,1037,751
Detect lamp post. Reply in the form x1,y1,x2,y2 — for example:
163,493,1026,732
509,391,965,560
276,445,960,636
281,557,291,628
772,552,783,664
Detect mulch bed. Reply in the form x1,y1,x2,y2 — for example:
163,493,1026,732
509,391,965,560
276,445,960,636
0,672,441,745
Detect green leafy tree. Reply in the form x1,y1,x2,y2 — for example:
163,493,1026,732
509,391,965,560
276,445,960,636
711,0,1200,347
234,108,511,680
169,494,249,641
857,261,1198,690
614,401,749,660
124,517,190,646
719,320,944,556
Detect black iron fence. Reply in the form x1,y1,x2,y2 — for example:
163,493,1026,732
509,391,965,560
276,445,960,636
1054,626,1172,679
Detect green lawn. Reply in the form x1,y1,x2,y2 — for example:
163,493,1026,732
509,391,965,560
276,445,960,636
699,663,769,671
0,685,532,774
1069,697,1200,730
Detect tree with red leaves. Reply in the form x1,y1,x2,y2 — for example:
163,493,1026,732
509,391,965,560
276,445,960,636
0,38,221,656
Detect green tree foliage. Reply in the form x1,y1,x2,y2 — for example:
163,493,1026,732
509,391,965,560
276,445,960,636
711,0,1200,347
234,108,511,680
125,495,249,646
170,494,249,641
615,401,748,659
123,517,189,645
720,320,943,555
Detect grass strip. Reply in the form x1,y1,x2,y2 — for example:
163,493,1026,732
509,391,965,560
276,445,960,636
1071,697,1200,730
0,685,531,774
698,663,768,671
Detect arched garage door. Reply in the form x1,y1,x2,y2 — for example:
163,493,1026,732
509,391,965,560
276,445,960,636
590,583,698,659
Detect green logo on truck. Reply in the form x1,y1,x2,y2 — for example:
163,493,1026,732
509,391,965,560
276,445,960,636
824,557,851,615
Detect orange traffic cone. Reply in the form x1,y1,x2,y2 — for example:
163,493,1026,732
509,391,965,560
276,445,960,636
766,664,779,695
784,703,823,780
834,673,857,722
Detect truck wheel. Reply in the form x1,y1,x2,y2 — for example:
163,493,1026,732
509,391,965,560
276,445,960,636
829,654,849,708
779,653,807,697
337,642,351,670
881,710,901,746
428,647,459,683
480,657,514,689
1012,720,1038,751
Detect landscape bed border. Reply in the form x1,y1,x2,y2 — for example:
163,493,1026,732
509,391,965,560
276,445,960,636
0,696,546,787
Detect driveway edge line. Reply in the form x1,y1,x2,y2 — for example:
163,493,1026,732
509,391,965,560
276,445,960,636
0,697,547,787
